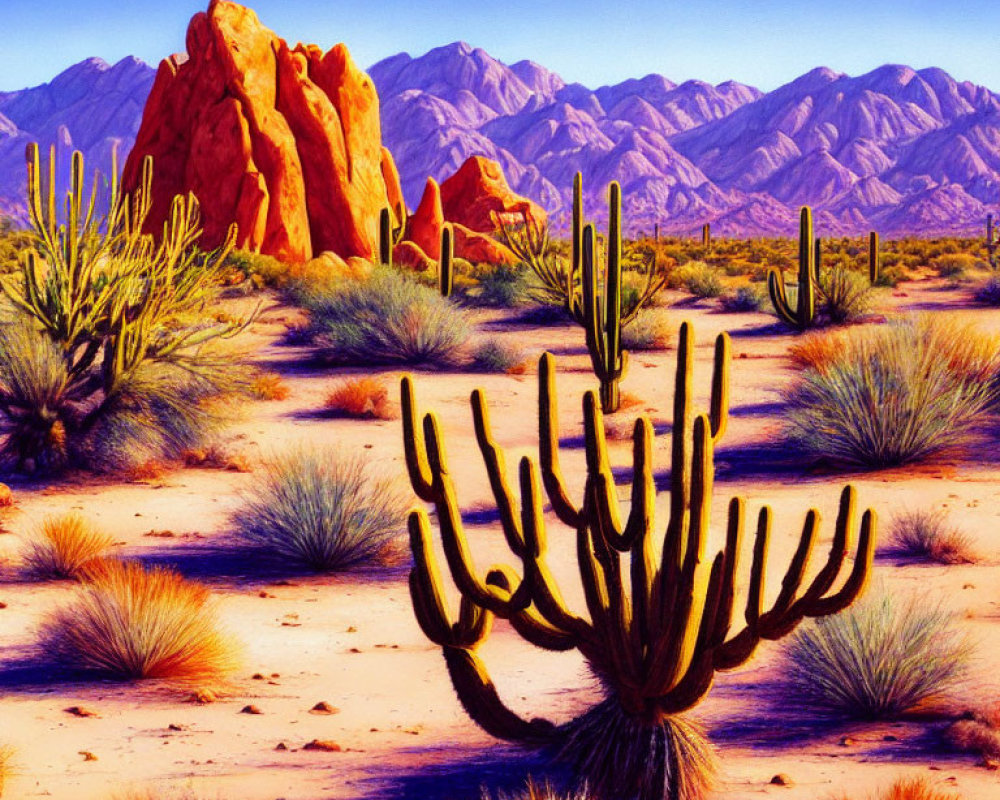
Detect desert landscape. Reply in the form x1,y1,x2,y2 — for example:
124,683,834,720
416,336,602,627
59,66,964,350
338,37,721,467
1,2,1000,800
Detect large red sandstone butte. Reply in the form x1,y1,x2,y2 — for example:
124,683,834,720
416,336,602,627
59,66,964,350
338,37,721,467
122,0,403,264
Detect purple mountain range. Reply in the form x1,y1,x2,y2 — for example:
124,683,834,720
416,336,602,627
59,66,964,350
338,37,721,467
1,45,998,238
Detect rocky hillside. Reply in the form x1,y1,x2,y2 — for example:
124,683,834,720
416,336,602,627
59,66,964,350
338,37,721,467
2,41,999,237
0,56,154,221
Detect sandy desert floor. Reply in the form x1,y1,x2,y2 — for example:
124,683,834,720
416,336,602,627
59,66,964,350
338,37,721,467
2,276,1000,800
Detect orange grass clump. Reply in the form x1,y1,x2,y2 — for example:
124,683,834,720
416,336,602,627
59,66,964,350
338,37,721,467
22,513,113,580
837,777,962,800
39,560,238,681
250,371,290,401
324,376,396,419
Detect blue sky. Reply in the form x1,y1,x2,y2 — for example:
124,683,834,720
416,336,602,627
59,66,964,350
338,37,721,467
0,0,996,92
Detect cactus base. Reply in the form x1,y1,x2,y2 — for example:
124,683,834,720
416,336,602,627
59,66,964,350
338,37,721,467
556,699,716,800
599,379,621,414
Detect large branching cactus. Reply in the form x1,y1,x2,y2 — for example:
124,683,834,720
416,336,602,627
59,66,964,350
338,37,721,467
401,321,876,800
767,206,820,331
0,143,248,469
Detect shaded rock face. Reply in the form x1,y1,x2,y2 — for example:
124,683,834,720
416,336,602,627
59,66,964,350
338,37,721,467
121,0,403,264
440,155,545,232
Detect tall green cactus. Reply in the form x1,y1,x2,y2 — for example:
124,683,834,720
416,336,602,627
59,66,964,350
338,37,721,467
987,214,997,271
582,183,627,413
767,206,819,331
439,224,453,298
868,231,880,284
701,223,711,248
401,321,876,800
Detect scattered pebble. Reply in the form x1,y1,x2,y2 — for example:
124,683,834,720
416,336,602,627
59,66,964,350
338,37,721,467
303,739,342,752
79,751,98,762
240,705,263,715
309,702,340,715
65,706,98,718
770,774,793,786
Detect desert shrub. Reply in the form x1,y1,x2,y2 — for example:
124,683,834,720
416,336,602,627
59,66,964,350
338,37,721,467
718,284,767,312
783,317,999,467
834,777,963,800
224,248,290,288
0,148,250,473
668,261,723,298
0,743,12,797
324,376,395,419
0,217,31,274
783,590,969,719
887,509,976,564
307,266,471,367
817,266,873,324
230,448,407,571
944,707,1000,765
249,371,290,401
470,338,528,372
974,275,1000,305
39,560,237,681
933,253,981,277
22,513,113,580
620,311,672,350
472,264,533,307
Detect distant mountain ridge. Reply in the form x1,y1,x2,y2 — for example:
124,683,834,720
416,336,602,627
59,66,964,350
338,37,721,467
1,46,998,237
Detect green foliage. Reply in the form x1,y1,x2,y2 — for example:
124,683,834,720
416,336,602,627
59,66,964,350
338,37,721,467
223,248,290,289
887,509,975,564
468,263,533,307
718,284,767,312
231,448,407,571
620,310,672,350
0,217,31,274
783,590,969,719
817,265,874,324
307,265,472,367
785,317,1000,468
0,144,249,472
470,338,527,373
932,253,981,277
667,260,723,298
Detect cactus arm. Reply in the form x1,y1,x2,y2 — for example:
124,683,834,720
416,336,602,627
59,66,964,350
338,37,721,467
799,208,817,327
710,497,745,647
400,375,435,500
471,389,525,553
570,171,583,314
757,510,819,638
767,267,799,328
709,333,730,442
442,647,557,743
803,509,876,618
537,353,584,528
605,182,624,380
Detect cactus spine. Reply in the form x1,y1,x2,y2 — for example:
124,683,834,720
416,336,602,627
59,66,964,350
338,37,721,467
868,231,880,284
582,183,627,413
401,321,876,794
767,206,818,331
439,224,453,298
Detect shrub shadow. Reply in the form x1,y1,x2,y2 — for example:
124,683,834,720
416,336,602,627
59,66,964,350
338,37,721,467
360,744,568,800
136,540,410,587
727,322,788,338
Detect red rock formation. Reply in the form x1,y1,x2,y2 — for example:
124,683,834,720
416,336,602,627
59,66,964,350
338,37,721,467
393,240,436,272
122,1,401,264
439,155,545,234
405,178,444,260
451,224,518,265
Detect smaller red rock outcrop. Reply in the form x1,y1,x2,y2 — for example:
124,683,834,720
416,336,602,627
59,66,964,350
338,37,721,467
439,156,546,233
404,178,444,260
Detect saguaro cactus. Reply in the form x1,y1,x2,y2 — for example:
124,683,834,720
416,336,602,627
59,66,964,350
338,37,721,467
401,321,876,800
987,214,997,271
439,224,454,298
582,183,627,413
868,231,880,284
701,223,711,248
767,206,819,331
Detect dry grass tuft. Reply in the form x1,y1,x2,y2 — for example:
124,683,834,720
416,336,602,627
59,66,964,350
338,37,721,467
0,744,14,798
249,372,290,401
324,377,396,420
944,706,1000,766
22,513,113,580
887,509,978,564
835,777,963,800
482,778,594,799
39,560,238,681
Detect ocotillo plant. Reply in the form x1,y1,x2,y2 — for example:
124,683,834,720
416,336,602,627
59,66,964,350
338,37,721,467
987,214,997,271
402,320,876,800
767,206,820,331
868,231,880,284
0,143,246,469
439,224,454,298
